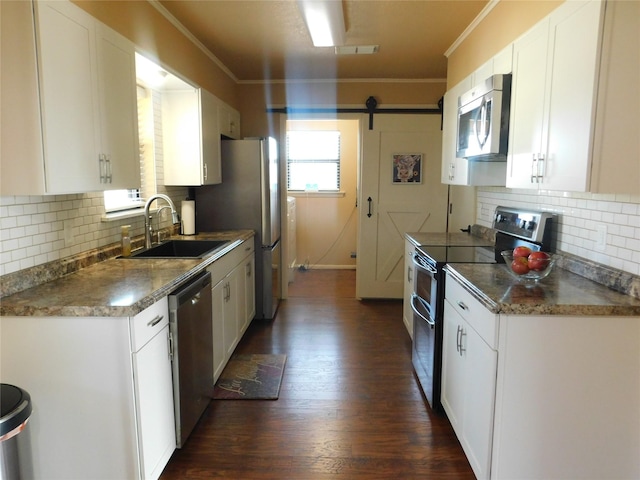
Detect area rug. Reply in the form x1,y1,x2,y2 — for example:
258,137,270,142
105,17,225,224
213,354,286,400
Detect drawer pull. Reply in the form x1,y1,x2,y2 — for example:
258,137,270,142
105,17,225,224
457,301,468,311
147,315,164,327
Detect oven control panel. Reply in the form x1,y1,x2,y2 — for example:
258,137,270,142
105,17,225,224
492,206,554,243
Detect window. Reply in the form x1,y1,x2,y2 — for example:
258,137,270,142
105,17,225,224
287,131,340,191
103,189,143,212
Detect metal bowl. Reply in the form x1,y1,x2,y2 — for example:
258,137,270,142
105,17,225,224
500,250,557,283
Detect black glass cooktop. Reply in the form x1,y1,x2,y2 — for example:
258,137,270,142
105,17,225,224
416,245,499,266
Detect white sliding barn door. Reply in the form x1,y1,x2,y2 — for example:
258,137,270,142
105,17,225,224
356,114,448,298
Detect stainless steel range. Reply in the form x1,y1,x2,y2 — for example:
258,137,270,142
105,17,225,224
411,206,555,411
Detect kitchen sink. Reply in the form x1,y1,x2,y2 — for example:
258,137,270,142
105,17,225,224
128,240,229,259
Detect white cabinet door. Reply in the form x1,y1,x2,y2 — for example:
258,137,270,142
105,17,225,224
402,239,415,338
543,0,602,192
201,89,222,185
96,23,140,190
462,317,497,480
507,18,550,189
441,304,466,432
241,254,256,334
218,103,241,139
163,88,223,186
211,278,226,382
35,0,102,193
442,300,497,480
508,0,604,192
441,77,472,185
132,325,176,480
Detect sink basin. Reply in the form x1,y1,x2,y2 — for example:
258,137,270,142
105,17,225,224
128,240,229,259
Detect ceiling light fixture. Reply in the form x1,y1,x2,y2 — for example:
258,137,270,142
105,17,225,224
297,0,345,47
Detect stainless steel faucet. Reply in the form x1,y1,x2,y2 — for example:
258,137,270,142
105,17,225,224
144,194,179,248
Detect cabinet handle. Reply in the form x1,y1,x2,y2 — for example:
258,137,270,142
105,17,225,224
168,330,174,361
459,327,466,356
105,155,112,183
407,266,413,283
99,154,106,183
203,163,208,181
537,153,545,182
147,314,164,327
246,262,252,277
456,325,462,353
457,301,468,311
367,197,373,217
531,154,538,184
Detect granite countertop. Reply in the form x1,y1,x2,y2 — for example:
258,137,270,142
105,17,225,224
445,263,640,317
0,230,254,318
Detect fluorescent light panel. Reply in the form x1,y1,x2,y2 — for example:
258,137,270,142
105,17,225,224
298,0,345,47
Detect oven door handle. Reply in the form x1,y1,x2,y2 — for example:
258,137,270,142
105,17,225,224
412,253,438,275
410,293,435,328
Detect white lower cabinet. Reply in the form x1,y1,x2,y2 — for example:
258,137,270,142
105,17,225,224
443,273,640,479
208,238,256,382
0,298,174,480
442,294,497,480
130,298,176,480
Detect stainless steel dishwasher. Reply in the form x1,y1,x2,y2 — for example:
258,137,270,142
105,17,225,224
168,270,213,448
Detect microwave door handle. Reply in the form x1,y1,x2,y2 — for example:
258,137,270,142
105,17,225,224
475,98,488,149
410,293,436,328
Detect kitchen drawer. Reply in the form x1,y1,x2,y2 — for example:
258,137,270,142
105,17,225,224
130,297,169,352
445,274,498,349
208,239,254,285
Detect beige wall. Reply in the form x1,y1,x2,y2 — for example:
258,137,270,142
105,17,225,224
237,81,445,138
72,0,238,107
446,0,561,87
286,119,360,269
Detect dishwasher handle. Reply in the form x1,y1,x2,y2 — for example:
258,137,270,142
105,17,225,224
168,271,212,310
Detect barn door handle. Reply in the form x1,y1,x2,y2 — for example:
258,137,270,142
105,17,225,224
367,197,373,217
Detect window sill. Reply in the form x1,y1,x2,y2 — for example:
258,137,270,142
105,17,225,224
287,191,346,198
101,208,145,222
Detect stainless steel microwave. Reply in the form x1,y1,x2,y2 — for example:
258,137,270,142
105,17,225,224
456,73,512,161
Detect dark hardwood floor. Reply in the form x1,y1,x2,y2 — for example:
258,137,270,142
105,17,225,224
160,269,474,479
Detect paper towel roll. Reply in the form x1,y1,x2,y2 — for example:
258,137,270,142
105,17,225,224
181,200,195,235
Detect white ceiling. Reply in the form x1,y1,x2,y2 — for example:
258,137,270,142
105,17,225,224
156,0,490,83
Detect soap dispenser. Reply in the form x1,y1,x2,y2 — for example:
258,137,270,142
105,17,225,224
121,225,132,257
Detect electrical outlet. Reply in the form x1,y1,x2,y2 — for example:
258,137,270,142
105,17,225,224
595,224,607,251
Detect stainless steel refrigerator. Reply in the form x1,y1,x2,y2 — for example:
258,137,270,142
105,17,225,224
195,137,281,320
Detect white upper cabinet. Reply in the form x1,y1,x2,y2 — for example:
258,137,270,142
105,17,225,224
162,86,222,186
0,0,140,195
589,0,639,194
162,81,241,186
218,103,241,139
508,0,636,193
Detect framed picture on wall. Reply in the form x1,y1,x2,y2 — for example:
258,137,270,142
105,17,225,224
392,153,422,184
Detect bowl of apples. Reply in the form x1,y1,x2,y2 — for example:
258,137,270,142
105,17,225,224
500,246,556,283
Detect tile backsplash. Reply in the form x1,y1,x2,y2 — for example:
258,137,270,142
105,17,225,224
477,188,640,276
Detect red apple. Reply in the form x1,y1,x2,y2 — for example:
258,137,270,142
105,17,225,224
511,257,530,275
513,246,533,258
528,251,551,271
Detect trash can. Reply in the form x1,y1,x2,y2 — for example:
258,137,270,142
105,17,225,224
0,384,33,480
